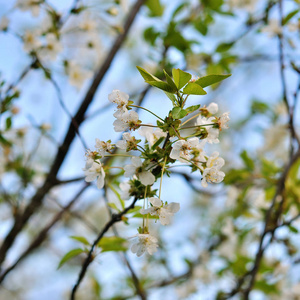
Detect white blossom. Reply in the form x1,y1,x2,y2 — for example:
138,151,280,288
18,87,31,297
206,152,225,169
116,132,137,150
124,157,155,186
192,139,207,166
170,137,200,162
83,160,105,189
16,0,41,17
206,102,218,114
108,89,129,118
130,233,158,257
95,139,113,157
139,125,167,147
39,33,62,61
113,111,140,132
218,112,230,130
196,116,219,144
201,167,225,187
120,181,131,200
67,61,92,89
23,30,41,53
140,197,180,225
261,19,282,37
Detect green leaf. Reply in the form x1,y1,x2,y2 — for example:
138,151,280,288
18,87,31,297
0,134,12,146
144,27,160,46
172,68,192,89
240,150,255,171
164,92,177,105
151,136,164,150
163,70,178,91
5,117,12,130
171,3,188,18
145,0,164,17
182,82,207,95
97,236,128,252
70,236,90,246
216,42,234,52
108,202,120,212
194,19,208,35
136,66,160,82
145,80,177,93
288,225,298,233
58,248,85,269
108,183,125,209
171,107,188,119
132,213,158,219
251,100,269,114
195,74,231,88
282,9,299,26
127,206,142,214
186,104,200,114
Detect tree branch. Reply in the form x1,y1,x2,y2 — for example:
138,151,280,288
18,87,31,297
70,196,139,299
0,0,146,268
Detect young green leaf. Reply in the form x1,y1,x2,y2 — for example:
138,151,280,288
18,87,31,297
136,66,160,82
70,236,90,246
182,82,207,95
282,9,299,26
163,70,178,91
58,248,85,269
195,74,231,88
186,104,200,114
240,150,255,171
145,0,164,17
216,42,234,52
164,91,177,105
172,68,192,89
171,107,188,119
97,236,128,252
145,80,177,93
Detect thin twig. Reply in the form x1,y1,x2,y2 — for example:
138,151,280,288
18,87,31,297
0,183,89,284
0,0,145,268
70,197,139,299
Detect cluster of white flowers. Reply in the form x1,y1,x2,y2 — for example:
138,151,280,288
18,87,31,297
16,0,41,17
83,82,229,257
140,197,180,225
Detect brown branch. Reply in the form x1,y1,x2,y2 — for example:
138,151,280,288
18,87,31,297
0,183,89,284
70,196,139,300
0,0,145,268
102,188,147,300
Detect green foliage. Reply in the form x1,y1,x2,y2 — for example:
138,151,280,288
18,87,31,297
182,82,207,95
97,237,128,252
216,42,234,52
240,150,255,171
172,68,191,89
70,236,90,246
194,74,231,88
171,107,187,119
145,0,164,17
58,248,85,269
282,9,299,26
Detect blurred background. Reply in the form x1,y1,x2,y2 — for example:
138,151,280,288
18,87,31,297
0,0,300,299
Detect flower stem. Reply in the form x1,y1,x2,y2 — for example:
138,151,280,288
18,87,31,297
129,104,164,121
180,111,203,127
159,156,167,199
140,124,159,128
180,123,215,130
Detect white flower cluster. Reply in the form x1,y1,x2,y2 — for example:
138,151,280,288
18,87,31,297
83,86,229,257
